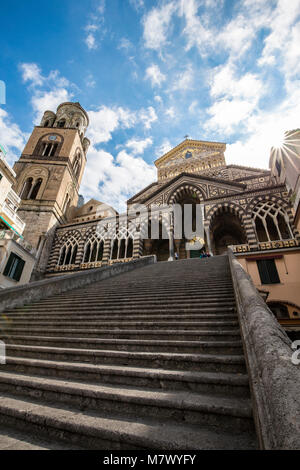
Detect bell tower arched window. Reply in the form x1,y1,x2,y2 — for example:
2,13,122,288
29,178,43,200
20,177,33,199
73,152,82,179
57,119,66,128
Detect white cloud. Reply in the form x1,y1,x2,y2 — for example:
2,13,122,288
145,64,166,87
85,33,97,50
118,37,133,52
226,86,300,169
129,0,144,11
0,108,27,166
205,63,263,135
81,146,156,212
19,62,74,124
156,138,173,157
125,137,153,155
206,99,257,135
87,106,136,145
171,64,194,91
98,0,105,15
31,88,72,124
19,63,44,87
188,100,198,113
210,64,262,100
165,107,176,118
139,106,158,129
143,2,177,50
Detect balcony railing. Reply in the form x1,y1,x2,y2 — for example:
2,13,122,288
0,230,36,256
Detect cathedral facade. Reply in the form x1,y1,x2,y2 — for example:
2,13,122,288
12,102,300,328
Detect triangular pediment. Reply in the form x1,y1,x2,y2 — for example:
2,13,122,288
155,139,227,182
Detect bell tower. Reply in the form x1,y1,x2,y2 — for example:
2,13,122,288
13,102,90,276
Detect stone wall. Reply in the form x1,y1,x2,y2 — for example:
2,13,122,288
228,248,300,449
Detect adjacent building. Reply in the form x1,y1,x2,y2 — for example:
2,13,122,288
0,145,36,288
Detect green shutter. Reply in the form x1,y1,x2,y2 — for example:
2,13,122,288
3,253,25,281
14,258,25,281
257,259,280,284
3,253,14,276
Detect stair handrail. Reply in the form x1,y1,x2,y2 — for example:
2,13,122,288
228,248,300,450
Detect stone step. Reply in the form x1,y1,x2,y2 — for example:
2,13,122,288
2,357,250,397
0,320,239,331
52,284,234,296
2,313,238,321
5,344,247,373
0,424,83,450
0,394,257,449
0,373,254,432
1,327,241,341
51,287,234,300
30,295,236,307
2,335,244,354
8,304,236,315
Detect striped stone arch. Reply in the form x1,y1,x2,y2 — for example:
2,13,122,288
205,202,257,249
206,202,246,228
167,183,205,204
246,194,300,242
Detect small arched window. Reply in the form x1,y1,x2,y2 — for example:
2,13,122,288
29,178,43,200
20,177,33,199
73,152,82,179
57,119,66,128
63,193,71,214
44,120,49,127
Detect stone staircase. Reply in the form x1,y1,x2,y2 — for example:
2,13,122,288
0,255,258,450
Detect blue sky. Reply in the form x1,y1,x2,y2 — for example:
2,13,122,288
0,0,299,211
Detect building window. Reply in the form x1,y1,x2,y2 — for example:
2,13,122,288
57,119,66,128
42,142,58,157
29,178,43,200
252,201,293,242
58,237,79,266
83,236,104,263
20,177,33,199
0,173,3,181
257,259,280,284
269,303,289,319
3,253,25,281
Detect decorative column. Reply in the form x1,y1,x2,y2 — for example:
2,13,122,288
243,215,259,251
75,238,85,266
205,226,213,255
174,239,181,259
102,239,111,265
133,237,143,259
